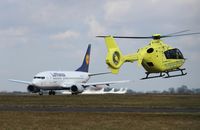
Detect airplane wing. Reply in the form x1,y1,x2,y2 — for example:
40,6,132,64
88,72,111,76
8,79,32,85
81,80,130,87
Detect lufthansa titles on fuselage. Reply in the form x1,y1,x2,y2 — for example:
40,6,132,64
51,72,66,77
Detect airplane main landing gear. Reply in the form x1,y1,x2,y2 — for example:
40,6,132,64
49,90,56,95
39,91,43,95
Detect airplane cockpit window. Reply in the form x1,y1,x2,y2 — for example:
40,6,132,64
164,48,184,59
34,76,45,79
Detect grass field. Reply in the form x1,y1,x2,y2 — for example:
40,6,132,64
0,94,200,130
1,112,200,130
0,94,200,108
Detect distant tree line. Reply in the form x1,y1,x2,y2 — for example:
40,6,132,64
129,85,200,95
165,85,200,94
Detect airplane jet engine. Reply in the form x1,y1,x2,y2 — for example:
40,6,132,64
71,85,84,94
27,85,40,93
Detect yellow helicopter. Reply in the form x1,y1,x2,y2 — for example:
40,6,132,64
97,31,200,79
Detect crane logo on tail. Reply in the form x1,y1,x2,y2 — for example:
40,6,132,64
86,54,90,65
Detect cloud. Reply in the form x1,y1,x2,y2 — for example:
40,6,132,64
0,27,29,48
86,16,106,36
102,0,200,33
104,0,133,22
50,30,80,40
0,27,28,37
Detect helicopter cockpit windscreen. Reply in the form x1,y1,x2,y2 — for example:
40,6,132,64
164,48,184,59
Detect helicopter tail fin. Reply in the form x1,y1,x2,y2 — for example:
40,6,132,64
102,36,137,74
104,36,123,74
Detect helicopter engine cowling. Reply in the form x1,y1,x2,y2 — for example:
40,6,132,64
71,85,84,94
27,85,40,93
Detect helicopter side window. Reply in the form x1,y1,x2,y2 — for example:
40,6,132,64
147,48,154,53
164,49,184,59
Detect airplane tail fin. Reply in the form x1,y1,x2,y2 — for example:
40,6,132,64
76,44,91,72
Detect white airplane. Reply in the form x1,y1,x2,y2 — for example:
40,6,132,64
80,88,105,95
80,87,128,95
104,88,128,94
115,88,128,94
9,44,129,95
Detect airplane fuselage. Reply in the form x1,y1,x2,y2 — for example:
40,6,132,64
32,71,90,88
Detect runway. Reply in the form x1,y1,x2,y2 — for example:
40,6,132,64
0,105,199,113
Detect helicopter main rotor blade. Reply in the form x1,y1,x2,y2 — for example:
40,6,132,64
113,36,152,39
161,32,200,38
96,31,200,39
96,35,153,39
165,30,190,36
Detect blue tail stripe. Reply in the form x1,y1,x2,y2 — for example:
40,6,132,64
76,44,91,72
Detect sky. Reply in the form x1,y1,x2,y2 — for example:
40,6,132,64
0,0,200,92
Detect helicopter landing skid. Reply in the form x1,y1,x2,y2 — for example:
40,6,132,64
141,72,165,80
163,68,187,78
141,68,187,80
